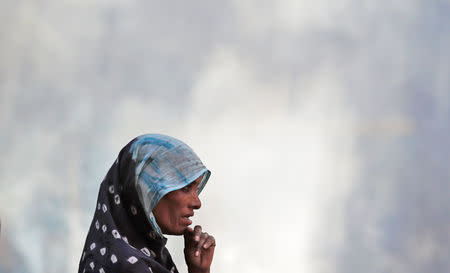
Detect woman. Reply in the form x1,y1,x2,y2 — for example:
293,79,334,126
78,134,216,273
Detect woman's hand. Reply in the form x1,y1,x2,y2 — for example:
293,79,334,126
183,225,216,273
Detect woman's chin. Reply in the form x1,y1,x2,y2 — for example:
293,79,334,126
162,225,188,236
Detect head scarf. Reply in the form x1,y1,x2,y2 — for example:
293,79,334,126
78,134,211,273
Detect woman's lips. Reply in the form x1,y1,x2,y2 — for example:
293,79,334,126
181,216,192,226
181,216,193,226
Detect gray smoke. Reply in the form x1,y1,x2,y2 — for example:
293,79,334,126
0,1,449,273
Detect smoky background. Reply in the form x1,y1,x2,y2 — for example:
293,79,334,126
0,1,449,273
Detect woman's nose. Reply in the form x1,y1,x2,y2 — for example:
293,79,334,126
190,192,201,210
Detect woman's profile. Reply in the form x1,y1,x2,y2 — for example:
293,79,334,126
78,134,215,273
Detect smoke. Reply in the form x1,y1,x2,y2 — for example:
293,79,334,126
0,0,449,273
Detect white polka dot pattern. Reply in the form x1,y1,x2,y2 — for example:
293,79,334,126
111,254,117,263
112,229,121,239
109,185,114,193
102,224,107,233
130,205,137,215
90,262,95,269
90,242,96,250
127,256,138,264
100,247,106,256
95,220,100,230
114,194,120,204
141,247,150,257
99,268,105,273
102,204,108,213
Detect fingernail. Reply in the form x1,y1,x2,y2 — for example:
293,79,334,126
195,250,199,257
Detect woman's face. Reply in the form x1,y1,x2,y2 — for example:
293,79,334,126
153,175,203,235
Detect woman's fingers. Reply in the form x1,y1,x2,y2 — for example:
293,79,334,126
202,235,216,249
193,225,202,242
184,225,216,271
196,232,208,256
185,225,215,256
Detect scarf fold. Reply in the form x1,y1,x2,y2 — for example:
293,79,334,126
78,134,210,273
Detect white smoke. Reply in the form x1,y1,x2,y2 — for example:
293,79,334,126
0,0,448,273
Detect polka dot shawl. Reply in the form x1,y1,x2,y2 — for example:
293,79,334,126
78,134,211,273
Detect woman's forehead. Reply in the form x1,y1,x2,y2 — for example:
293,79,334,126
193,175,203,184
